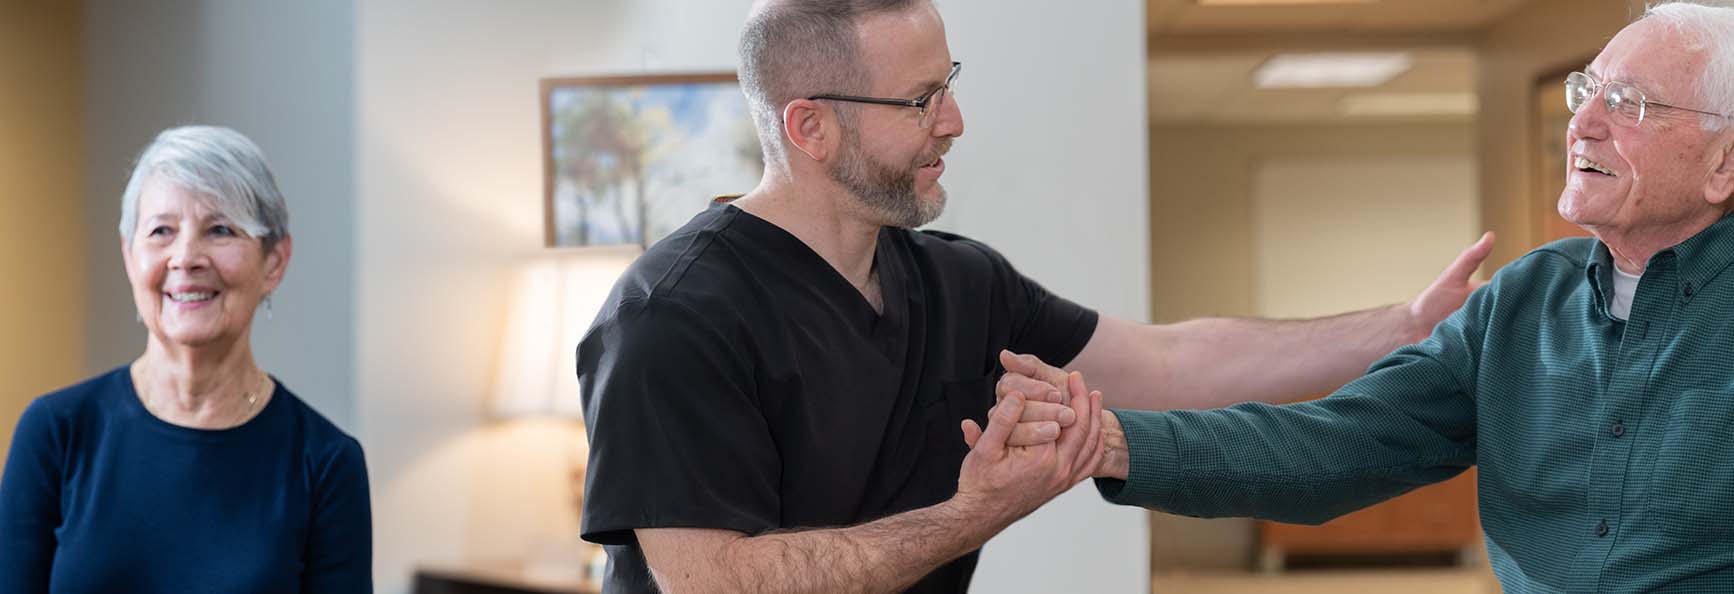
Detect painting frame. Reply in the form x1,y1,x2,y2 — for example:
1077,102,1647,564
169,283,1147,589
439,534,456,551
540,72,762,248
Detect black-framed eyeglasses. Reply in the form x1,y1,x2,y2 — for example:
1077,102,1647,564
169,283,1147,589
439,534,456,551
808,62,961,129
1566,71,1733,127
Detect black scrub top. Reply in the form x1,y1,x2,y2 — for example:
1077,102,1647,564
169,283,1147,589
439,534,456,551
578,201,1098,594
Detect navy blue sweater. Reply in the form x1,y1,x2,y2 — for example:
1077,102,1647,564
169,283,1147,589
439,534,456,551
0,366,371,593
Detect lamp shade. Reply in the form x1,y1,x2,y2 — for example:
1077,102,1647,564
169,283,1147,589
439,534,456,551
491,249,635,418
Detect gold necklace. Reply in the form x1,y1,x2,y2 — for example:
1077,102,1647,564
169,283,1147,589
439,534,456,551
140,371,269,428
232,372,269,426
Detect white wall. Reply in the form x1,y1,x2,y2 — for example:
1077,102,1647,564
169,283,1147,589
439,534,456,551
941,2,1152,592
355,3,755,592
356,1,1149,593
81,0,357,429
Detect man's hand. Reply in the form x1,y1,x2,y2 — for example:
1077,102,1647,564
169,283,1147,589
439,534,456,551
997,397,1076,447
1404,232,1494,342
980,349,1079,446
992,350,1123,480
996,349,1072,405
954,376,1104,524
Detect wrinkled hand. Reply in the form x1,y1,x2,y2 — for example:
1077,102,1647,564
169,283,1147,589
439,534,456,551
992,349,1116,476
994,396,1076,447
1405,232,1495,341
970,352,1106,473
955,370,1104,524
977,350,1078,447
995,350,1073,406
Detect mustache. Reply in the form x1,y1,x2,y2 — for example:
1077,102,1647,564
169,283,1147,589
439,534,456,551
921,140,953,164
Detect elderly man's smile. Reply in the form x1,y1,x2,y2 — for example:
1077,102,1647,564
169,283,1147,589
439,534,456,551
1574,155,1617,177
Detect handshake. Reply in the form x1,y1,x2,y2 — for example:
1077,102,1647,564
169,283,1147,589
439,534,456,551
950,350,1131,527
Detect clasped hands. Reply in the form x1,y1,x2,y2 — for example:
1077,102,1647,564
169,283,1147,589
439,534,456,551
952,350,1127,524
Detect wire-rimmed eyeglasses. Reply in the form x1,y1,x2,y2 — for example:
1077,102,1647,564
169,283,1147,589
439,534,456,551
1565,71,1733,127
808,62,961,129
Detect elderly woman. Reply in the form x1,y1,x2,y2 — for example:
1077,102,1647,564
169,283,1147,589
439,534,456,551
0,126,371,593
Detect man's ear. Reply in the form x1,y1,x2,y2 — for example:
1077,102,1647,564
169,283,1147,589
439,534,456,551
782,99,834,163
1706,129,1734,206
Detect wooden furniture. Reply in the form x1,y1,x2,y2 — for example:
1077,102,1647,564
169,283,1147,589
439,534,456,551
1258,470,1480,571
413,560,601,594
1256,395,1481,572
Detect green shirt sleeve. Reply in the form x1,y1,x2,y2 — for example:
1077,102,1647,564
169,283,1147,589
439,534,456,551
1094,287,1489,525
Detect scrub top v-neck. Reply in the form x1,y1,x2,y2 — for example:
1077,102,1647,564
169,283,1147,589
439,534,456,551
579,202,1098,594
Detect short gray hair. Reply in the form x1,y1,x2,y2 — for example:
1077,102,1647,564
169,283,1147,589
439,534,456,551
738,0,923,165
1642,1,1734,131
118,125,289,250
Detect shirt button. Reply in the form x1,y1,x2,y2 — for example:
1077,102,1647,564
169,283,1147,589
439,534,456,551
1611,421,1626,438
1596,519,1610,537
1684,283,1695,297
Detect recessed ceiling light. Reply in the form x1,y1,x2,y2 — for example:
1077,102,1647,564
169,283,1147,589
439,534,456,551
1339,92,1480,117
1253,52,1413,89
1198,0,1378,5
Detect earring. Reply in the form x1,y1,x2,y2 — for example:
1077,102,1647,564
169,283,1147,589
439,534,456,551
265,294,274,321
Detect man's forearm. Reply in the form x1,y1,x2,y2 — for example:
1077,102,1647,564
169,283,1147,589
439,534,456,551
1123,304,1421,410
650,496,1010,594
1068,235,1488,412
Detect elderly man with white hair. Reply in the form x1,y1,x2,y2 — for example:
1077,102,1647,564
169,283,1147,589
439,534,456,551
991,1,1734,591
0,126,371,593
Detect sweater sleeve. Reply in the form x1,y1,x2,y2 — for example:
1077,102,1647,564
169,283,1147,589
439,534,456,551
0,397,65,594
300,435,372,594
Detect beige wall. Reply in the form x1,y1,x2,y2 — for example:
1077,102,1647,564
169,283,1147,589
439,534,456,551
1254,154,1478,318
1476,0,1638,267
1147,122,1476,570
1150,123,1475,322
0,3,84,463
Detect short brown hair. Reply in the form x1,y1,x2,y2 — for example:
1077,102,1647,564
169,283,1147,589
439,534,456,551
738,0,923,164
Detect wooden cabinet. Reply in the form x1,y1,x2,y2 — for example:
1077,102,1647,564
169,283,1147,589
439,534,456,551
413,561,601,594
1256,395,1481,571
1258,469,1480,570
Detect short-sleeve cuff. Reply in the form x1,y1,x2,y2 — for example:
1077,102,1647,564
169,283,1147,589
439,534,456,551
1093,409,1183,509
1049,309,1100,368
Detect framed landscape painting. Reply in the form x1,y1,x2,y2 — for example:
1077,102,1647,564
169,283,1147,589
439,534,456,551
542,73,764,247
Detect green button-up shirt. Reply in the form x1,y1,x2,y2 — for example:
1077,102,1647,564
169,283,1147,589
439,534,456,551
1098,215,1734,593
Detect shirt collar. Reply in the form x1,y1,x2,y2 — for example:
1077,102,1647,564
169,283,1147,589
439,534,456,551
1669,213,1734,294
1584,213,1734,301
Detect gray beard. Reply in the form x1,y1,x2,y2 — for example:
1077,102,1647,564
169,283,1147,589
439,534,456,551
829,138,946,229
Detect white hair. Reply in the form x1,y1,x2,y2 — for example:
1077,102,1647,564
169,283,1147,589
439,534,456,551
1643,1,1734,131
118,125,289,249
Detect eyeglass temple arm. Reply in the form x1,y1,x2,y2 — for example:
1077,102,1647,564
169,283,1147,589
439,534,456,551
805,94,924,108
1653,101,1734,120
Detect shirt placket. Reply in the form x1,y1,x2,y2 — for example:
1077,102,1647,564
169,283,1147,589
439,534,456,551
1577,255,1677,593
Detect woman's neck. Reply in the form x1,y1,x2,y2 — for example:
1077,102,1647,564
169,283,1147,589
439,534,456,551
131,337,271,429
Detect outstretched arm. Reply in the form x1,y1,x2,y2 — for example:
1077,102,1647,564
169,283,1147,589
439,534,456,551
1067,232,1492,410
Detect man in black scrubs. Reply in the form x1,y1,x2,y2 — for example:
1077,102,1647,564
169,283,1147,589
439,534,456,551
575,1,1495,593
